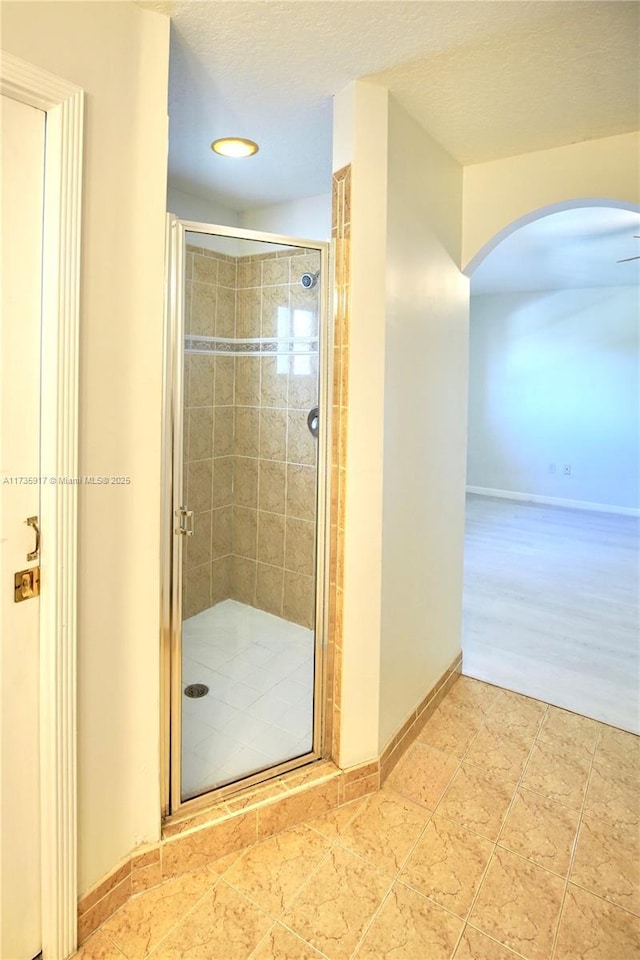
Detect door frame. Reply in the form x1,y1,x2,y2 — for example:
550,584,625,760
1,52,83,959
161,217,332,819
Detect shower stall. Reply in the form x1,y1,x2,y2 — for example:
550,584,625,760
161,219,331,816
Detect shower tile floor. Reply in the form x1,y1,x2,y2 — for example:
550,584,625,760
181,599,314,799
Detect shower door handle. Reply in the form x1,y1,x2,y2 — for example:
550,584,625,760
175,507,194,536
307,406,319,439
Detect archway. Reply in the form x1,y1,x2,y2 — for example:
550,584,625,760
461,201,639,733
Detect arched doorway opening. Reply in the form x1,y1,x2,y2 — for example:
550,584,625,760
461,202,639,733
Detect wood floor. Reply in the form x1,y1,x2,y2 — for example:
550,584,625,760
462,494,640,733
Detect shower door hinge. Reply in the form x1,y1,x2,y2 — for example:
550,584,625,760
174,507,194,537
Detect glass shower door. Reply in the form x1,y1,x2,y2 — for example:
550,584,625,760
167,220,328,810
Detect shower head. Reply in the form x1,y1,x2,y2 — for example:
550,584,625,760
300,270,320,290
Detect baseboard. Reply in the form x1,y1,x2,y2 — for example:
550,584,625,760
466,486,640,518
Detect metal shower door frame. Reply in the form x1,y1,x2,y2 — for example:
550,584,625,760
161,216,333,820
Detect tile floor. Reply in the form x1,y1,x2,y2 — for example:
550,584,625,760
182,600,315,798
75,677,640,959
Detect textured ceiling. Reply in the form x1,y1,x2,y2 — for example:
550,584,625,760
471,207,640,294
140,1,640,211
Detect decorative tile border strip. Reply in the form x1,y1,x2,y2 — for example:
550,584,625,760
327,163,351,765
184,334,318,357
76,654,462,944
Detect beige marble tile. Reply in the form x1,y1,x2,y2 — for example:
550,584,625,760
282,570,314,629
487,689,547,732
288,368,318,412
72,931,127,959
188,407,213,462
234,407,260,459
584,762,640,827
162,812,257,878
259,459,286,515
355,881,463,960
150,880,272,960
191,282,216,337
284,517,316,577
102,868,215,958
286,464,316,522
257,511,285,567
287,409,316,467
214,356,234,405
554,883,640,960
498,788,580,877
257,779,340,838
131,861,163,895
233,506,258,560
339,790,430,875
213,406,234,458
189,355,215,408
255,562,284,617
282,846,392,960
234,456,259,508
571,815,640,915
469,848,564,960
215,286,235,337
596,724,640,771
212,456,233,509
131,847,160,871
343,772,379,803
262,256,289,286
260,408,287,461
187,460,215,526
306,798,366,840
260,356,289,407
224,824,330,917
447,677,499,714
232,556,257,606
235,357,262,407
453,926,520,959
386,742,459,810
78,877,132,945
401,816,493,919
520,740,592,810
464,716,535,780
79,859,132,917
437,763,517,841
250,923,325,959
217,256,236,288
192,252,218,285
537,705,601,756
417,698,485,758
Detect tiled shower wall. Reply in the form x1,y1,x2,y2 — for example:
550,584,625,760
182,245,320,628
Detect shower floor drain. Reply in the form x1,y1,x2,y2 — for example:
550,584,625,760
184,683,209,699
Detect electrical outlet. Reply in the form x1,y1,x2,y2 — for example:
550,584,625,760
548,463,556,474
563,464,571,476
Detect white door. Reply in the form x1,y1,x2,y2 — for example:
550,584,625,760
0,93,45,960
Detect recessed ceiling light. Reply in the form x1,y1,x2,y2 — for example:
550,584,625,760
211,137,259,158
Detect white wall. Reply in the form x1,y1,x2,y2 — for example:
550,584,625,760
463,132,640,268
2,1,170,893
167,185,240,256
379,98,469,750
467,287,640,511
240,193,331,242
332,81,388,767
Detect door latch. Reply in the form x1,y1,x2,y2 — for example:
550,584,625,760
14,567,40,602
